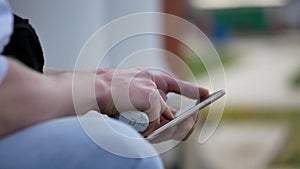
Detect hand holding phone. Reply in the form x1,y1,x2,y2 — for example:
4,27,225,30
117,90,225,142
146,90,225,141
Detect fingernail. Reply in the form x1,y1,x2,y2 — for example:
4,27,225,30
169,110,175,119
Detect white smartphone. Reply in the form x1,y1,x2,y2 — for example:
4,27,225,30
146,89,225,140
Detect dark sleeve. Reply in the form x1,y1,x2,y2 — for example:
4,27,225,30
1,14,45,73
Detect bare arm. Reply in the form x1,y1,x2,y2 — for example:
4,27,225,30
43,67,67,75
0,57,208,141
0,58,96,137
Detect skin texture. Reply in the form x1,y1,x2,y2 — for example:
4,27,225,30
0,57,208,141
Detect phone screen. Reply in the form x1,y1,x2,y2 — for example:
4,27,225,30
146,89,225,140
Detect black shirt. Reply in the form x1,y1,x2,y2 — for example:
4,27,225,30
1,14,44,73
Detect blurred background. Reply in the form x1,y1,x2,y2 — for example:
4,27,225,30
8,0,300,168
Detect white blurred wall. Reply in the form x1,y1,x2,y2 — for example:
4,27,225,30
8,0,163,69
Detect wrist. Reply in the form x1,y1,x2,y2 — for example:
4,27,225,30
94,69,115,116
53,71,97,116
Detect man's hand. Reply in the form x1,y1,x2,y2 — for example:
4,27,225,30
146,113,199,143
94,68,208,140
0,58,207,140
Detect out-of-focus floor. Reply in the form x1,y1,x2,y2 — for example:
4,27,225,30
184,122,288,169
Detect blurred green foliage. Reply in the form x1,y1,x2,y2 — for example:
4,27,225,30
291,69,300,88
185,49,236,77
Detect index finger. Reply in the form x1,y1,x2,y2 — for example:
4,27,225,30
155,74,209,100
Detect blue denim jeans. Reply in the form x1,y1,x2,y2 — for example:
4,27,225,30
0,116,164,169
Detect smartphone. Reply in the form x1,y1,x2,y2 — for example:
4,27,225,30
146,89,225,140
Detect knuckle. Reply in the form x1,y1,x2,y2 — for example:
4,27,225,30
160,73,173,82
160,73,171,79
131,67,143,71
139,70,153,79
142,80,157,88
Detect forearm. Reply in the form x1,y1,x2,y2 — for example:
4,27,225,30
0,58,95,137
43,67,67,75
